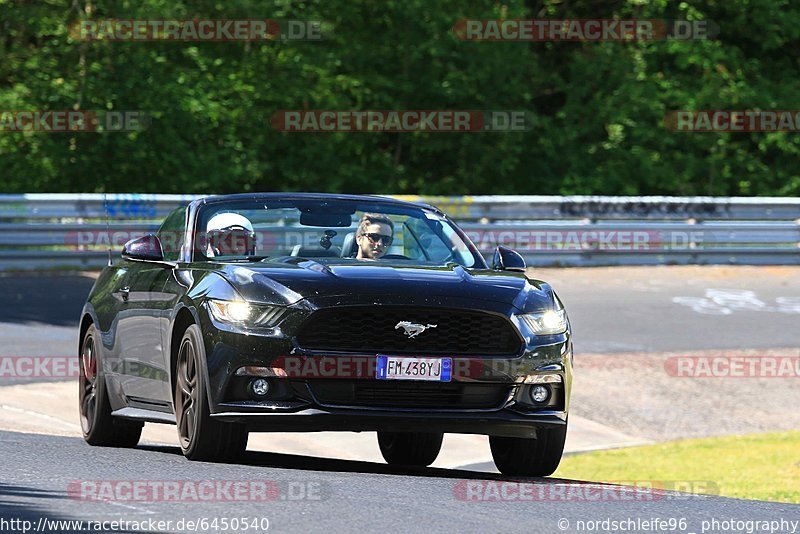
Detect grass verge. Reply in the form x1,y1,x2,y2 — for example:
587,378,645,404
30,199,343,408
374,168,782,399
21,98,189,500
554,431,800,503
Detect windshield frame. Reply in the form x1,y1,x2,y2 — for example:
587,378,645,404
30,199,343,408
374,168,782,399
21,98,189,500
188,196,488,268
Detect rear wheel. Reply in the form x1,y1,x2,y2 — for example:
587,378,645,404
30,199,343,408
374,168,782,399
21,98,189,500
377,431,443,467
489,423,567,477
79,324,142,447
175,324,248,461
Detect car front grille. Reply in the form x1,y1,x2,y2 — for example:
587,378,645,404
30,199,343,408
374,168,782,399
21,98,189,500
308,380,512,409
295,306,522,356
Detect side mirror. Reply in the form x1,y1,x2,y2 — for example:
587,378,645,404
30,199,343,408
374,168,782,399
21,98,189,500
122,235,164,262
492,245,526,272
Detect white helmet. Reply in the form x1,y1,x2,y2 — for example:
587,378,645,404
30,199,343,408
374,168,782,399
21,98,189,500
206,212,256,257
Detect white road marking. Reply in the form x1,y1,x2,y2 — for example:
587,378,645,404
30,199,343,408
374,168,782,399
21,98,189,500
101,499,155,515
0,403,82,432
673,289,800,315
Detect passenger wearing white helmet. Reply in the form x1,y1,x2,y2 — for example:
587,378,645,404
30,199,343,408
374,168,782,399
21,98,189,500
205,212,256,257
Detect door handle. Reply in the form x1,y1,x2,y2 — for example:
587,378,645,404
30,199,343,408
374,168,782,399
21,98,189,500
120,286,130,302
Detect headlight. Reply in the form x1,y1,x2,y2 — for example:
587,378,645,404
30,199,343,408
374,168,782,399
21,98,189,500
207,299,287,327
518,309,567,335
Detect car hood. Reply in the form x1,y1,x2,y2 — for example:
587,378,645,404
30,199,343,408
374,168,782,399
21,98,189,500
209,260,555,312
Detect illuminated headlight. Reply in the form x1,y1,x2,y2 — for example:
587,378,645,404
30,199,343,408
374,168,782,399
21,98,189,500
518,309,568,335
208,300,287,326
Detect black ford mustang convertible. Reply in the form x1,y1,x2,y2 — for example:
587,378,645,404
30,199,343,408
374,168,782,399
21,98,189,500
79,193,572,476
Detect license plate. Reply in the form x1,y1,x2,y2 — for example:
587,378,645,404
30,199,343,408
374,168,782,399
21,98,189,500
376,356,452,382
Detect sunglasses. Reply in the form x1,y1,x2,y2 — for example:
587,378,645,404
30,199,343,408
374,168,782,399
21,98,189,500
362,233,393,246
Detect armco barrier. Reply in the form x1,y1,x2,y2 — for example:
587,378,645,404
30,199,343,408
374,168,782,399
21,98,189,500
0,194,798,269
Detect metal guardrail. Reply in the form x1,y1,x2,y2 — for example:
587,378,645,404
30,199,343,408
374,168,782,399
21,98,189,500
0,194,798,269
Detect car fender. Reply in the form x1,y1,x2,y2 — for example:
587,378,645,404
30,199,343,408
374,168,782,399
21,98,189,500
166,270,243,411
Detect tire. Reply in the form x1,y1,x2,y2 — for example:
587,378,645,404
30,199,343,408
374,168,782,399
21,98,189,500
489,423,567,477
174,324,248,462
79,324,143,447
377,431,443,467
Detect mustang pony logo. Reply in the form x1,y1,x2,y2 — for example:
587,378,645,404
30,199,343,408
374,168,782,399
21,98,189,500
395,321,438,338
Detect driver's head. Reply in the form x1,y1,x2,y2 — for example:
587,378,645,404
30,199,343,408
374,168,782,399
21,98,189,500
356,213,394,259
206,212,256,257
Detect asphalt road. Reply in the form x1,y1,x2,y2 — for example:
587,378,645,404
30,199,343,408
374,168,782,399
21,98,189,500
536,265,800,353
1,431,797,534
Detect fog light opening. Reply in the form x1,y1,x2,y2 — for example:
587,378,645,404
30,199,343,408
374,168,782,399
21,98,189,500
249,378,271,398
530,385,550,404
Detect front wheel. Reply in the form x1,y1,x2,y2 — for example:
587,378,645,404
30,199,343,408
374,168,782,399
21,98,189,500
79,324,142,447
489,424,567,477
377,431,443,467
174,324,248,462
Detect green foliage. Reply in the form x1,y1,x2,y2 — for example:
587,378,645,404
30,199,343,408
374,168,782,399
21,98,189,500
0,0,798,195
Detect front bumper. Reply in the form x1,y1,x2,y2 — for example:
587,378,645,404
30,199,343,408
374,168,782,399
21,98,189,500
199,308,573,438
212,408,566,439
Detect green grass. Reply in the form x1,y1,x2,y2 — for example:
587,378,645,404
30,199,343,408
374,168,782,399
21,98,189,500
554,431,800,503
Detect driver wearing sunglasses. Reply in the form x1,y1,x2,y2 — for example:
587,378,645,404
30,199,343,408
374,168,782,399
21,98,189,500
355,212,394,260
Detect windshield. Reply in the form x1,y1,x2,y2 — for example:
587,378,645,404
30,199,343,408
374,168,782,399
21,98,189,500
193,198,481,268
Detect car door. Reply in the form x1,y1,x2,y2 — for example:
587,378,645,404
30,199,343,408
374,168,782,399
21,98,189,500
114,261,171,407
90,263,133,408
116,206,188,409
